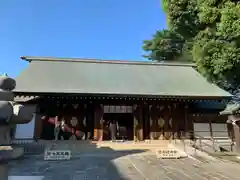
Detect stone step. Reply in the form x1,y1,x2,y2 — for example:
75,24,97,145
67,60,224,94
41,140,171,153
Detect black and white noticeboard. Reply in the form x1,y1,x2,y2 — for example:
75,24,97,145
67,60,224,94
44,150,71,160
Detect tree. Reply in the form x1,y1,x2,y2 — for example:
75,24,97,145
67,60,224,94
143,0,203,62
143,0,240,92
193,1,240,90
142,30,184,61
162,0,203,39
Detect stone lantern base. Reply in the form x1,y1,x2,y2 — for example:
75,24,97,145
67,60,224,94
0,146,25,180
0,163,8,180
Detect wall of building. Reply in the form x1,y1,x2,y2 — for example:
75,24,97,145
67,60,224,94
30,99,190,141
14,113,36,140
15,98,228,141
189,113,232,140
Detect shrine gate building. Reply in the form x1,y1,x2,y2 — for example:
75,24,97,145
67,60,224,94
13,56,232,141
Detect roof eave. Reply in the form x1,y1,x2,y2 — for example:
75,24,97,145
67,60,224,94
19,56,196,67
13,91,232,100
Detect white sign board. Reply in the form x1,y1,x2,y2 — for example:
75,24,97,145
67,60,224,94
44,150,71,160
156,148,180,159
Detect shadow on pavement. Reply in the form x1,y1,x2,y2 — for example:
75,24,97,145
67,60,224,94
9,141,147,180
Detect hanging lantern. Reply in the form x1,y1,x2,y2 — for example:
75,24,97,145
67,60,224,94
149,105,152,110
72,104,79,109
70,117,78,127
169,118,172,128
133,104,138,111
173,103,177,108
158,117,165,128
150,116,153,126
56,101,60,107
83,116,86,126
159,106,164,111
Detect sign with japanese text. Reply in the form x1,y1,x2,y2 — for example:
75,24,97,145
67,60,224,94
44,150,71,160
156,148,180,159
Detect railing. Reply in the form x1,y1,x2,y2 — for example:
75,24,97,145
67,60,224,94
11,138,39,144
10,138,45,155
177,131,234,154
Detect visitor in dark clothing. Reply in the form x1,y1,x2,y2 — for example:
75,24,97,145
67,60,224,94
109,120,117,141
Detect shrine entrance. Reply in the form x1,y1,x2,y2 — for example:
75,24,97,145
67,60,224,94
40,115,87,140
102,105,133,140
40,116,55,140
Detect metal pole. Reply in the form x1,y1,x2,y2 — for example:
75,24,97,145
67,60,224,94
194,139,197,155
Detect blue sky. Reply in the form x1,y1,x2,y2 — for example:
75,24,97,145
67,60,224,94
0,0,166,77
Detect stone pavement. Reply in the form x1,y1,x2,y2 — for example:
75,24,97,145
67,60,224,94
9,151,240,180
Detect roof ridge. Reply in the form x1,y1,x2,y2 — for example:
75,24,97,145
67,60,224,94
20,56,196,67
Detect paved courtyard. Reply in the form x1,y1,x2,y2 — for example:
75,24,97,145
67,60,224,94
9,151,240,180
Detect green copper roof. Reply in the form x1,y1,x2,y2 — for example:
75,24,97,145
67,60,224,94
14,57,232,98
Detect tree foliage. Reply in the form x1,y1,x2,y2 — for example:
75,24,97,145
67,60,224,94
193,1,240,90
142,30,184,61
143,0,240,92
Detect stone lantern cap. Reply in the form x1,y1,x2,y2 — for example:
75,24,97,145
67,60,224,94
0,75,16,101
0,75,16,91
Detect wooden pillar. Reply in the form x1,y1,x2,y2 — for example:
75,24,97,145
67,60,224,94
149,105,160,140
209,115,213,139
143,104,150,139
34,113,43,139
149,105,155,140
184,104,188,138
93,104,104,141
86,103,94,140
133,105,143,141
171,103,177,139
158,105,165,140
163,105,172,140
33,104,42,139
138,106,143,141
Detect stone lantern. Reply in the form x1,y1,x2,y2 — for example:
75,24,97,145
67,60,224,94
220,103,240,152
0,75,36,180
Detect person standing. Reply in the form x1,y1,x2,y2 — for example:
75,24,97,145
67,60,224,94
60,119,66,140
109,120,117,141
